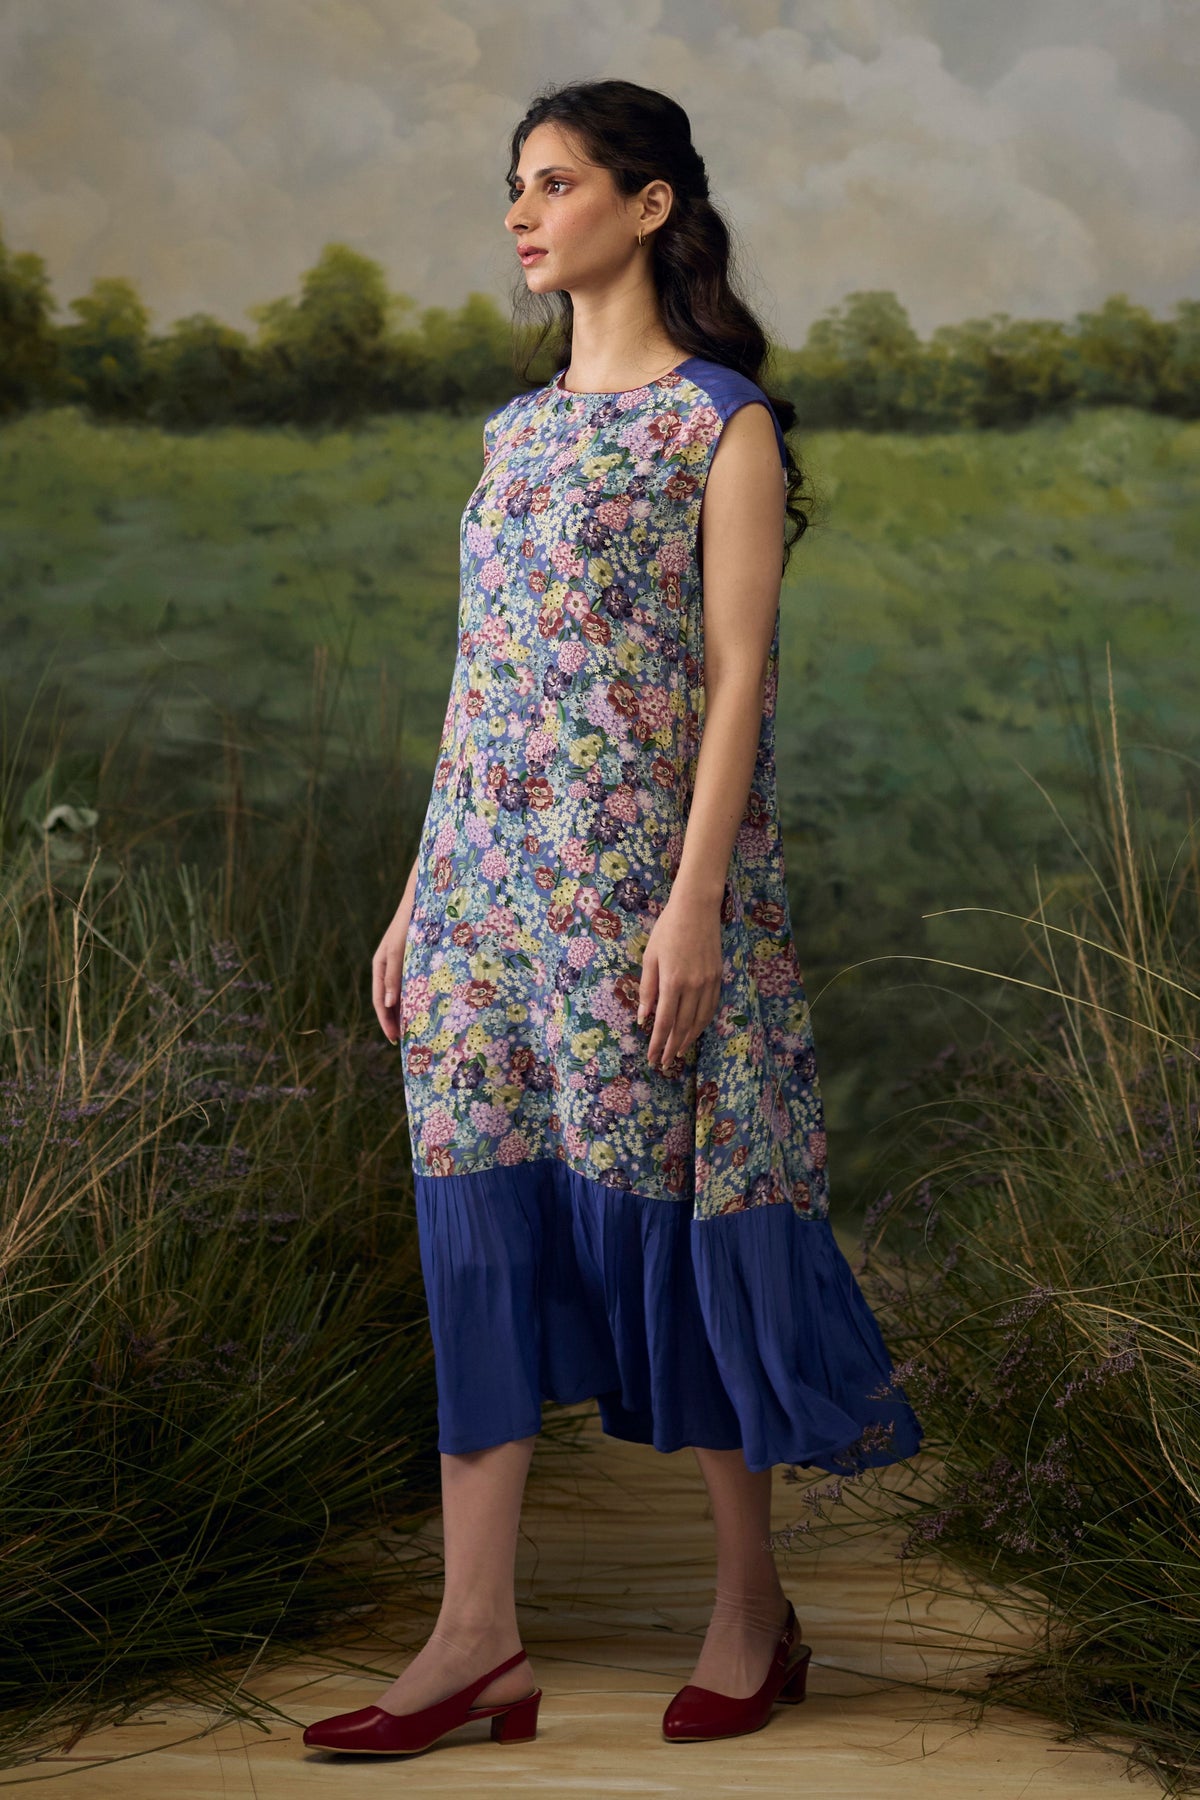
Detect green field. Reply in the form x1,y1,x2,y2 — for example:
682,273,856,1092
3,401,1196,1202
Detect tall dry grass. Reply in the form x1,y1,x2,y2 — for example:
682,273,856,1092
778,654,1200,1794
0,653,589,1768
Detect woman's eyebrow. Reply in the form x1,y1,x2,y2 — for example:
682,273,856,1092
511,165,578,184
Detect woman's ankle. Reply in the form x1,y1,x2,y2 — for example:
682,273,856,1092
710,1581,790,1633
432,1615,522,1650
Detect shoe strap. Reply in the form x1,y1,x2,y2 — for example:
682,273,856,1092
463,1644,528,1700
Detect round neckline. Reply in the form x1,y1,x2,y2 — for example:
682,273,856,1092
551,357,694,398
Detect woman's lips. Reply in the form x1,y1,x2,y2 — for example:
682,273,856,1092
519,248,547,263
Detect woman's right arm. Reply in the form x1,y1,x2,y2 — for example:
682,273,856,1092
372,855,419,1044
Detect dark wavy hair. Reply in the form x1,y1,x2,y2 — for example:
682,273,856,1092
504,78,813,567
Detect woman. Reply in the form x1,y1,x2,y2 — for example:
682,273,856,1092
303,78,922,1760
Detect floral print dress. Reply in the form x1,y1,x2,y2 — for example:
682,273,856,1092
400,355,922,1475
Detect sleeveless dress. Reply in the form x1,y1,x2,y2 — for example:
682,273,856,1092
399,355,923,1475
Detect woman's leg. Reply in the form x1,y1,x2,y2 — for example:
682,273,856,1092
372,1434,539,1715
686,1446,792,1699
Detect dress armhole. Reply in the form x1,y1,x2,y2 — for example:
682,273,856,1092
721,396,789,474
695,393,789,578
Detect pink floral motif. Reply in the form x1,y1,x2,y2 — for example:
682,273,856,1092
636,687,671,734
601,1076,634,1114
656,534,691,576
423,1105,457,1146
604,787,638,824
550,542,585,578
497,1129,531,1163
562,837,596,872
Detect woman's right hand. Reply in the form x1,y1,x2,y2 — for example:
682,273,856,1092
373,880,416,1044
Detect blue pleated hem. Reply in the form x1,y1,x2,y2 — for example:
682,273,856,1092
412,1156,923,1476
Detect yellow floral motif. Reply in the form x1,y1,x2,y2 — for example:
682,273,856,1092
430,964,456,993
589,1140,616,1169
615,640,641,674
470,948,504,982
463,1023,489,1053
599,850,629,880
552,878,579,905
587,555,615,586
569,733,604,768
571,1027,604,1060
580,452,623,478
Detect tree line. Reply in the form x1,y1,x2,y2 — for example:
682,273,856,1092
1,218,1196,432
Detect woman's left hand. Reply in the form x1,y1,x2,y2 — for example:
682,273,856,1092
637,891,724,1074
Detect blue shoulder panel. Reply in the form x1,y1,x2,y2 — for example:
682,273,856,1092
675,356,788,471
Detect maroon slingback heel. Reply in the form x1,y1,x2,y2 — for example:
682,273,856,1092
302,1645,541,1755
662,1600,813,1741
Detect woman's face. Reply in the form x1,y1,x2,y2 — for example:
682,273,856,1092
505,121,667,291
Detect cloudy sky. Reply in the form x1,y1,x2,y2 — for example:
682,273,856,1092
0,0,1197,347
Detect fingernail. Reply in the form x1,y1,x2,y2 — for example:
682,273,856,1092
385,989,395,1006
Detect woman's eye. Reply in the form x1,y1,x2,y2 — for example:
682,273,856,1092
507,179,568,201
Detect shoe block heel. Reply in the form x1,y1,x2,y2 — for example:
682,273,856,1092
491,1687,541,1742
778,1646,812,1704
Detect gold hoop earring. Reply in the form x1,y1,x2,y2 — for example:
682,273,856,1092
637,228,644,247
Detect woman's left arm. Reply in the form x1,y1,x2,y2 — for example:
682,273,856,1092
638,402,786,1073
